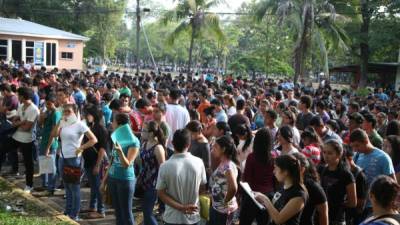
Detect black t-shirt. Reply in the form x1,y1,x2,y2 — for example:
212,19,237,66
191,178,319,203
271,185,308,225
346,166,368,221
300,179,327,225
320,166,355,223
82,123,109,169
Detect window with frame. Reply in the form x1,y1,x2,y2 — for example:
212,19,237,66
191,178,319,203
25,41,34,63
46,43,56,66
61,52,73,60
0,40,7,60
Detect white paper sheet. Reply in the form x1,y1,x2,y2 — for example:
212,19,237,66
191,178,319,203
240,182,266,210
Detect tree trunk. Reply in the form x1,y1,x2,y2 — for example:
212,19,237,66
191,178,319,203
187,26,195,76
359,0,370,87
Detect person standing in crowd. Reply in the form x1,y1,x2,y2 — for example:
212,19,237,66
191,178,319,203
101,92,113,128
296,95,314,131
281,110,301,146
223,94,236,117
264,109,278,140
240,128,274,225
292,153,328,225
361,112,383,149
320,140,357,225
186,120,211,176
119,93,143,135
165,89,190,148
386,119,400,136
138,121,166,225
156,129,207,225
81,104,108,219
359,176,400,225
254,154,308,225
104,113,139,225
310,115,343,144
234,124,253,171
300,127,322,165
383,135,400,182
119,78,131,97
342,112,364,145
0,84,19,119
209,135,239,225
152,102,170,146
48,104,97,221
228,99,250,137
38,92,61,195
1,87,39,192
197,91,211,124
210,99,228,123
276,125,299,155
253,99,269,129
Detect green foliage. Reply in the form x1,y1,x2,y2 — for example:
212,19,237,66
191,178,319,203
356,87,371,97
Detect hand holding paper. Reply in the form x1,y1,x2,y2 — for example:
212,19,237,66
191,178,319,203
239,182,266,210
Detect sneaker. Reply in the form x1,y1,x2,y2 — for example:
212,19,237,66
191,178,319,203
23,186,33,194
87,212,105,219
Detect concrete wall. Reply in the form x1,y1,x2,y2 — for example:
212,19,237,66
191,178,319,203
0,34,84,70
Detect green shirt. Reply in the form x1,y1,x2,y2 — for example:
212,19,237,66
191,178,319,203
40,109,62,150
369,129,383,149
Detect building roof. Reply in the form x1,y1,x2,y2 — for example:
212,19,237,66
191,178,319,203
0,17,89,41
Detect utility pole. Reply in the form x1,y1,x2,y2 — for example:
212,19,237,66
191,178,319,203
136,0,140,75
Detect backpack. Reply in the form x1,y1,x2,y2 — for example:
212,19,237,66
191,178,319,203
364,214,400,225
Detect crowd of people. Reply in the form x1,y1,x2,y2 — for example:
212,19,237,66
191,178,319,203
1,61,400,225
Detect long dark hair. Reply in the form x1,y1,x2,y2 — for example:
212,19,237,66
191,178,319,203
275,154,303,187
235,124,252,152
324,140,349,169
253,128,273,165
386,135,400,167
147,120,166,150
301,126,322,147
278,125,294,144
292,152,319,182
84,103,102,125
386,120,400,136
215,135,239,166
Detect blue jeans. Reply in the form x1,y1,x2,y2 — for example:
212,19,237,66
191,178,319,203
141,188,158,225
40,147,57,191
108,177,135,225
60,157,81,219
85,167,105,214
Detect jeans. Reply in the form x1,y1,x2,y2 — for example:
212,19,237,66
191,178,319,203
0,138,34,187
85,167,105,214
141,188,158,225
60,157,81,219
239,193,269,225
40,147,57,191
108,177,135,225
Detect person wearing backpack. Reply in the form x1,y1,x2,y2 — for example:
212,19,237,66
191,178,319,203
359,175,400,225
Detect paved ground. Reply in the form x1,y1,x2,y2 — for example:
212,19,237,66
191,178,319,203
0,161,154,225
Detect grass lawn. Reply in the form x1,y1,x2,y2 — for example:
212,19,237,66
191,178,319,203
0,179,74,225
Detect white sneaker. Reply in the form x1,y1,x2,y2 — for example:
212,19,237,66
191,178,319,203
23,186,33,194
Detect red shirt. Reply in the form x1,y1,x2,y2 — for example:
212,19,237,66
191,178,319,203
243,153,274,194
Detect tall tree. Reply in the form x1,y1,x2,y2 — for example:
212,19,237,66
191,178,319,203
161,0,225,74
255,0,349,83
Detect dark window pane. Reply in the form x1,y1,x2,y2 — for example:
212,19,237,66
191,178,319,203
26,41,34,47
52,43,56,65
26,57,34,63
0,40,7,45
0,47,6,55
46,43,51,66
26,48,33,56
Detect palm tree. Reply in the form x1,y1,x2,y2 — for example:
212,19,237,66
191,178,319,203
255,0,350,83
162,0,225,75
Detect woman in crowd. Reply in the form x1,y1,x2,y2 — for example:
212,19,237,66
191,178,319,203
104,113,140,225
293,153,328,225
386,120,400,136
138,121,166,225
223,94,236,117
81,104,108,219
320,140,357,225
264,109,279,141
383,135,400,182
253,99,270,129
48,104,98,221
359,175,400,225
209,135,239,225
276,125,299,156
300,127,322,165
234,124,254,171
186,120,211,175
240,128,274,225
254,154,308,225
281,110,301,146
210,122,232,170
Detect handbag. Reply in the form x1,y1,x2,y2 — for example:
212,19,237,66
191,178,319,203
61,150,81,184
101,154,114,206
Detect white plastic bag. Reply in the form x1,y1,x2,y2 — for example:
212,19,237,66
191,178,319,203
38,155,56,175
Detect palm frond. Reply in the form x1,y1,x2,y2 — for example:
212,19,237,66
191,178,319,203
166,20,191,46
253,0,276,22
204,13,225,42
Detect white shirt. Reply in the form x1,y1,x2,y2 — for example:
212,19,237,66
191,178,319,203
60,121,89,158
292,126,301,146
165,104,190,147
226,106,236,117
12,103,39,143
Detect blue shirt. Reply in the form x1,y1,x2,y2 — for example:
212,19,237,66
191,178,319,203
108,133,140,181
73,90,86,106
355,148,395,207
102,103,112,127
215,110,228,123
